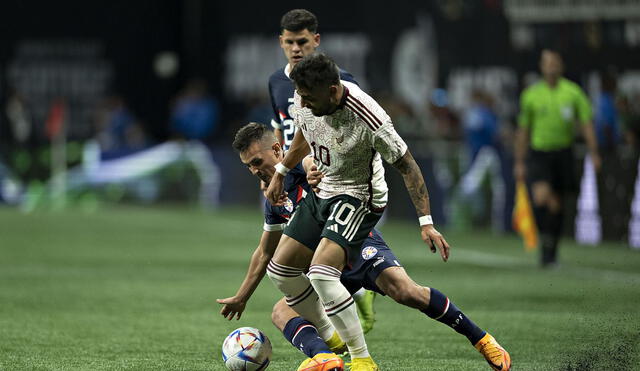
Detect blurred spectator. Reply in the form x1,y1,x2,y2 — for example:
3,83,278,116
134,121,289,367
5,90,32,145
456,89,506,231
515,49,601,267
594,71,622,152
463,89,500,161
170,79,220,142
618,94,640,148
95,96,150,159
244,93,273,129
429,88,461,140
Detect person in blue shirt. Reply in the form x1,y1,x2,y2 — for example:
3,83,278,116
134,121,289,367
594,72,621,151
170,79,220,141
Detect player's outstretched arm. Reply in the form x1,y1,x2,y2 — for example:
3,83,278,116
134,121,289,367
266,130,310,205
392,149,450,262
216,230,282,320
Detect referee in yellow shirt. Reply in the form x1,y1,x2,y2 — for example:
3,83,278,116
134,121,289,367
514,49,601,267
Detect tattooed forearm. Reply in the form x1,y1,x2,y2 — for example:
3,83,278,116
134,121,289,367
392,150,431,217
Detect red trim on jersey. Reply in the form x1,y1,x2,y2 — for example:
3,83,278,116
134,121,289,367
296,185,304,202
345,99,378,131
346,95,383,130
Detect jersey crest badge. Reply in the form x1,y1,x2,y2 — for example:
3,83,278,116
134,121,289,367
284,198,294,213
361,246,378,260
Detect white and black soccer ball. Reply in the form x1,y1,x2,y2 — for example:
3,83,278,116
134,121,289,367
221,327,272,371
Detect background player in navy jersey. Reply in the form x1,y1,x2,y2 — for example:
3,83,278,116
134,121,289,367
218,122,511,371
268,8,377,333
269,9,357,151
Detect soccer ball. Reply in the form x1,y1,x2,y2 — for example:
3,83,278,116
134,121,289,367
222,327,272,371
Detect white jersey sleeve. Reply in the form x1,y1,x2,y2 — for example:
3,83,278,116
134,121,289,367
373,123,408,164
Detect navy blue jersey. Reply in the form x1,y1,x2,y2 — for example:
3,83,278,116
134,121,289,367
268,65,358,150
263,163,310,231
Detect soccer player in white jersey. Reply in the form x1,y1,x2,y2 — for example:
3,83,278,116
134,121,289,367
264,53,511,370
268,9,376,333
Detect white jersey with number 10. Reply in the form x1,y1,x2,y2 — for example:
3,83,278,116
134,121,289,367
293,80,408,210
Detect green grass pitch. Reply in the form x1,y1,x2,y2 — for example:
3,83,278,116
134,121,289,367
1,205,639,370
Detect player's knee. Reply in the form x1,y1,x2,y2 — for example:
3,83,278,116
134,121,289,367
266,260,302,290
271,300,288,329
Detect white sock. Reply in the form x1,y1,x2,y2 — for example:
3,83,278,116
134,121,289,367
266,260,335,340
308,264,369,359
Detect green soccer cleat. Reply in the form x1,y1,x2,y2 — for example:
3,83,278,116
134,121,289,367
325,331,348,355
349,356,379,371
355,290,376,334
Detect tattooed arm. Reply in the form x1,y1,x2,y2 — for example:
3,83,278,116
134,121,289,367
392,149,450,262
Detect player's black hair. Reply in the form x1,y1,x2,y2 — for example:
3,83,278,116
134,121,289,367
280,9,318,34
232,122,274,153
289,52,340,91
540,47,564,61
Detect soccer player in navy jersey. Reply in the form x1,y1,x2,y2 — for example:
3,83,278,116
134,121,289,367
268,8,377,333
219,123,511,371
269,9,357,151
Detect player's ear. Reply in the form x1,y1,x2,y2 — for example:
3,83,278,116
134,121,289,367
272,142,282,157
314,33,320,46
329,85,339,102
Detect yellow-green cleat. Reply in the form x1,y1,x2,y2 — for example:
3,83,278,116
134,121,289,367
325,331,347,355
349,356,379,371
355,290,376,334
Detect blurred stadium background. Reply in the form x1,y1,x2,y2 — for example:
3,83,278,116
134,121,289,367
1,0,639,370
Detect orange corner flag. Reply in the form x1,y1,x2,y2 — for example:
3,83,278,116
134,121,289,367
512,180,538,250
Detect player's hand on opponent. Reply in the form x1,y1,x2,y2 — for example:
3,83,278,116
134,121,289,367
266,174,287,206
306,164,324,193
421,225,450,262
216,296,247,320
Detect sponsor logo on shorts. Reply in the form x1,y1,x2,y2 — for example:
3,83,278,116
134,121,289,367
361,246,378,260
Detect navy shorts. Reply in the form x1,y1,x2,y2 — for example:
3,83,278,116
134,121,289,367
340,229,402,296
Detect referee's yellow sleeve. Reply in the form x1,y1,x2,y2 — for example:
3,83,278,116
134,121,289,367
574,87,592,124
518,90,532,129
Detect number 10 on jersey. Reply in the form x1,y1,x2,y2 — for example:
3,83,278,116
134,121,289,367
310,141,331,166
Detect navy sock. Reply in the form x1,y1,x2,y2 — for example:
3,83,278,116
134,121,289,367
422,288,486,345
282,317,332,358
